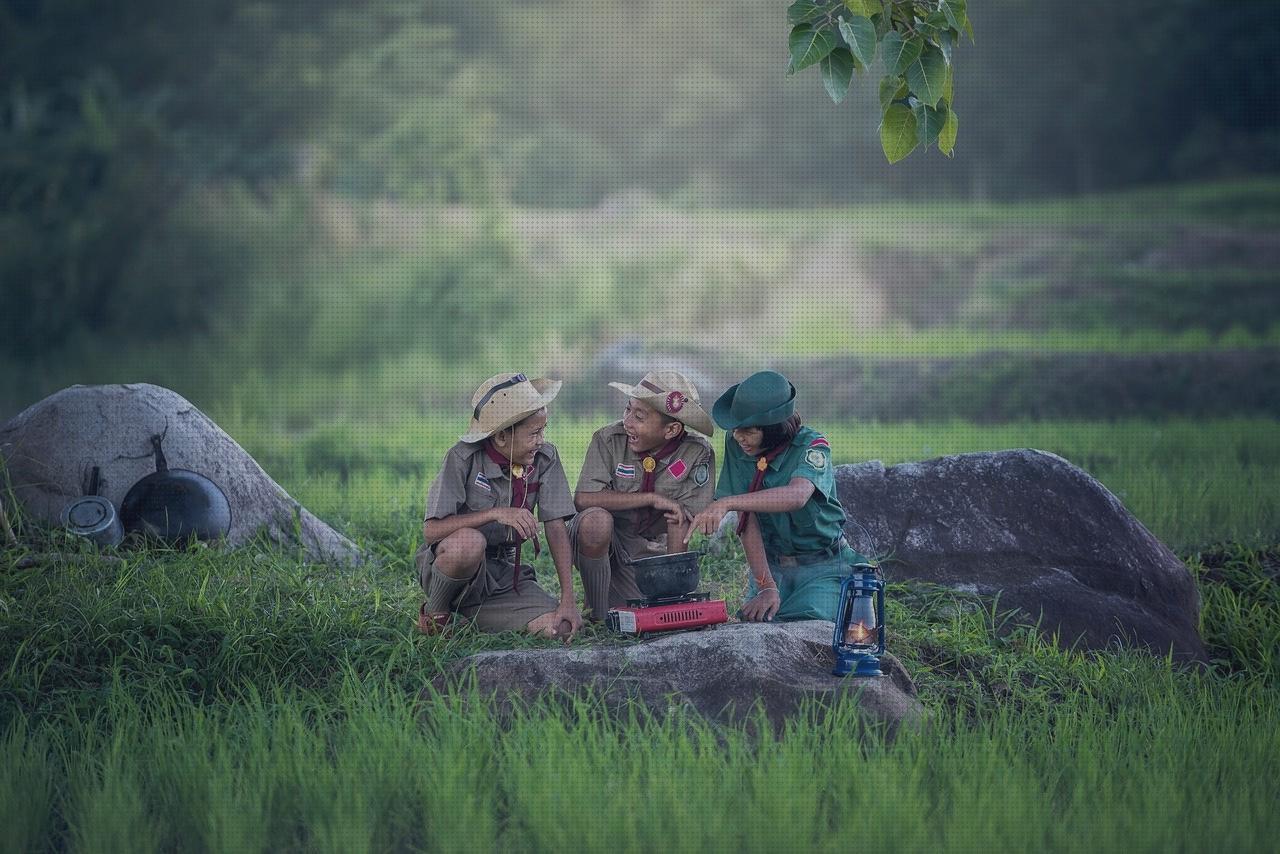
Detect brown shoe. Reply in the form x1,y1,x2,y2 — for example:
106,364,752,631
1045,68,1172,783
417,602,452,636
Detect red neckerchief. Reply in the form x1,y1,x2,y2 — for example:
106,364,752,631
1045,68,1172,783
735,442,789,535
483,441,541,592
640,434,686,493
636,433,686,534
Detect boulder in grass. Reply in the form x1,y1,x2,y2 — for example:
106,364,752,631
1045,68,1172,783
431,621,924,735
834,450,1205,662
0,383,363,565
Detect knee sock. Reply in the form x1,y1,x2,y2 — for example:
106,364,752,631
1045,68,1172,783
578,553,613,619
424,570,471,613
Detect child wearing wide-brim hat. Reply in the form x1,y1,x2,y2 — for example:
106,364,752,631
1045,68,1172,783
685,370,868,623
569,370,717,620
416,373,583,638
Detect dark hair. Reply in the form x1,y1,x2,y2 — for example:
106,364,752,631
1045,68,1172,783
758,414,803,450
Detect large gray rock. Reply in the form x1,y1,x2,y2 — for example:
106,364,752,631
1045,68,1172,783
0,383,362,564
835,450,1204,661
432,621,923,734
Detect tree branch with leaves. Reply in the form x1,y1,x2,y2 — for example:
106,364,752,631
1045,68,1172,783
786,0,972,162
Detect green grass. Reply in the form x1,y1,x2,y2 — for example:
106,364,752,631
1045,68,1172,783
210,413,1280,552
1,531,1277,852
7,178,1280,426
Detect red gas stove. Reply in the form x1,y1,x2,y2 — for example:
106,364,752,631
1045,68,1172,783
606,591,729,635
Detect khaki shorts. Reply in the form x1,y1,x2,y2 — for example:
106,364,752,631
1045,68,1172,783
415,542,558,633
566,510,662,607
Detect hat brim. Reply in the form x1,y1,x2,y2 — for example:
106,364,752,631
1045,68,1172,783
711,381,796,430
460,378,562,443
608,381,715,436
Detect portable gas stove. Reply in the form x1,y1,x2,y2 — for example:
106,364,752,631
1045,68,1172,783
606,590,728,635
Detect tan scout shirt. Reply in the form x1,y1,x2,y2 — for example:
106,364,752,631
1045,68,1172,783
424,441,576,547
576,422,715,552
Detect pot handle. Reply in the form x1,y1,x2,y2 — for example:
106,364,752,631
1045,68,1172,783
83,465,101,497
150,434,169,473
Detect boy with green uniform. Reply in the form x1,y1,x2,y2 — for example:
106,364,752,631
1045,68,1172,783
416,373,584,638
685,370,867,622
570,371,716,620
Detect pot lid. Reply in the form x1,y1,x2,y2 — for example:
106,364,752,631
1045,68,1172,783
63,496,115,533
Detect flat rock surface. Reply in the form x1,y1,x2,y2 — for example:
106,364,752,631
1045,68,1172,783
0,383,362,564
432,620,923,733
835,449,1205,661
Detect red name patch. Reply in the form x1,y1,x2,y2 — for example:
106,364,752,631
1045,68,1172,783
667,459,688,480
809,436,830,448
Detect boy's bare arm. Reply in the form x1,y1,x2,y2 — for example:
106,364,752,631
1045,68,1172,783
423,507,537,544
573,488,664,513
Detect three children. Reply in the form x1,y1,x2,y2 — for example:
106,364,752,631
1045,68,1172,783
418,368,864,635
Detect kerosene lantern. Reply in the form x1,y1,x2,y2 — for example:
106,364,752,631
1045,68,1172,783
832,563,885,677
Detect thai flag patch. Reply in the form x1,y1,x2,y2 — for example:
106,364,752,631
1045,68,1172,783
667,459,688,480
615,463,636,479
474,472,492,491
809,436,830,449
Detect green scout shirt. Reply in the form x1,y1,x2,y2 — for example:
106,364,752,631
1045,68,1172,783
424,440,576,547
576,421,716,549
715,425,846,556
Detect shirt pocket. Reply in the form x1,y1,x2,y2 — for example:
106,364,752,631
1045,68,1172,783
464,479,500,513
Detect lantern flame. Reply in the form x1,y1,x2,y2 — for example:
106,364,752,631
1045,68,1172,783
845,621,873,645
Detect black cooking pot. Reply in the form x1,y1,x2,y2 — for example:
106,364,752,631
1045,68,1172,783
120,434,232,545
629,550,702,600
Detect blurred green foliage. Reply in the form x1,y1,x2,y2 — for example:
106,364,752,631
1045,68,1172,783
2,0,1278,423
1,0,501,367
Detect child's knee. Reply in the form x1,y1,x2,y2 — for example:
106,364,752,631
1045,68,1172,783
576,508,614,549
434,528,486,575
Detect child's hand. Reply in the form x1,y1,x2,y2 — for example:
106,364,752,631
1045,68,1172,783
651,494,685,526
684,501,729,544
491,507,538,540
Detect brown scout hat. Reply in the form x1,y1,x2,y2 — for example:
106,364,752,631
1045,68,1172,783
460,373,562,443
608,370,715,436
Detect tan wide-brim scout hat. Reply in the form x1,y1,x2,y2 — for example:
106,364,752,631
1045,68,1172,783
460,373,562,443
608,370,715,436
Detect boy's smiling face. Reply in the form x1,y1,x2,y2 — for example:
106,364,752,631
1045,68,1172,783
622,398,682,456
493,408,548,467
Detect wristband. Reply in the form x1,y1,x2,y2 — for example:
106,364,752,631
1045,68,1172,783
755,584,778,594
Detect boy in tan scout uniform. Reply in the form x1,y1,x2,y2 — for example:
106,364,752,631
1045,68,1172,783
571,370,716,620
416,373,584,639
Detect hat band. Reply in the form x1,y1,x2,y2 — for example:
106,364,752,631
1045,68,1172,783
473,374,529,421
638,379,666,394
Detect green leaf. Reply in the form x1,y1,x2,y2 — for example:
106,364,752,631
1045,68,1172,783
820,47,856,103
943,63,954,104
787,0,825,24
878,75,908,110
873,10,891,38
914,102,945,147
938,29,954,64
789,24,837,73
880,102,918,163
882,32,922,77
837,15,877,67
939,105,959,155
844,0,881,17
906,44,947,106
939,0,967,31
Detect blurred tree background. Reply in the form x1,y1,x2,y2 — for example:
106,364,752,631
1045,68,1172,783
2,0,1278,421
